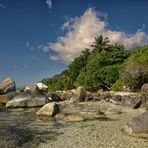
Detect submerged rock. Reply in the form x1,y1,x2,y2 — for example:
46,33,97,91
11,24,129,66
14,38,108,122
63,105,82,115
79,107,103,119
105,108,121,115
64,115,84,122
123,111,148,138
0,77,16,95
55,113,66,120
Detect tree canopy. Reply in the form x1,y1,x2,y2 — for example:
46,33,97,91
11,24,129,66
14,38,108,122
42,35,148,92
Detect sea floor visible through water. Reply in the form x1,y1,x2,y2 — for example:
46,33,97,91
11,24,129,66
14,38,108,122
0,103,148,148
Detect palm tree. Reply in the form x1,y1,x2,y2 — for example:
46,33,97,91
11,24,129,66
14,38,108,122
91,34,111,53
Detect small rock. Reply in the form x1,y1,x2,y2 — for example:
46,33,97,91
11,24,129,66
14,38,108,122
47,92,61,102
60,91,74,101
36,102,59,116
93,96,100,101
84,96,93,102
141,83,148,92
111,95,122,101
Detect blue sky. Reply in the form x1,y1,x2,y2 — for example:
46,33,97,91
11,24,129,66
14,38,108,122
0,0,148,87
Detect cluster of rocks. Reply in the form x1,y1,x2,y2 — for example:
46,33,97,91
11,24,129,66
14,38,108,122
0,77,148,139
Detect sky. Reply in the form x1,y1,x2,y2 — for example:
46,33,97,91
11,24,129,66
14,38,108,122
0,0,148,87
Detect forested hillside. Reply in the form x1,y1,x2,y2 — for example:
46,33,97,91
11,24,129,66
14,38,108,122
42,35,148,92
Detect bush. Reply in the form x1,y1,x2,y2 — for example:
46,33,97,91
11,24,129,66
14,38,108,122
112,79,124,91
121,45,148,90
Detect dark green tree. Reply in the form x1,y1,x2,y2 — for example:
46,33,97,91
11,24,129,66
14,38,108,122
91,34,111,53
68,48,90,83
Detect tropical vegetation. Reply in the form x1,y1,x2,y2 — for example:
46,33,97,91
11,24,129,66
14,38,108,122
42,35,148,92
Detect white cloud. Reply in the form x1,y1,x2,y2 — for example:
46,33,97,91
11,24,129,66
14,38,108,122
26,42,30,47
46,0,52,9
0,3,6,9
42,8,148,62
25,42,35,51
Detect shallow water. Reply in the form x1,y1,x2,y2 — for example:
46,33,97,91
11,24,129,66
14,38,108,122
0,105,148,148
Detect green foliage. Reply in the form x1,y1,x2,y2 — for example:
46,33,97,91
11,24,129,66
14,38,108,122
112,79,124,91
42,49,91,92
91,34,111,53
42,35,148,92
68,48,91,83
98,64,123,86
75,50,128,91
42,70,73,92
120,45,148,89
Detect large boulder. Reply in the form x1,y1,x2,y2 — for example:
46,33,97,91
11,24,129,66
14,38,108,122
123,111,148,138
6,83,49,108
0,91,19,104
36,102,59,116
70,87,87,102
0,77,16,95
6,92,49,108
141,83,148,92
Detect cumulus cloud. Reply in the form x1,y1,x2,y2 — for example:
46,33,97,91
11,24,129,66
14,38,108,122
43,8,148,62
46,0,52,9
